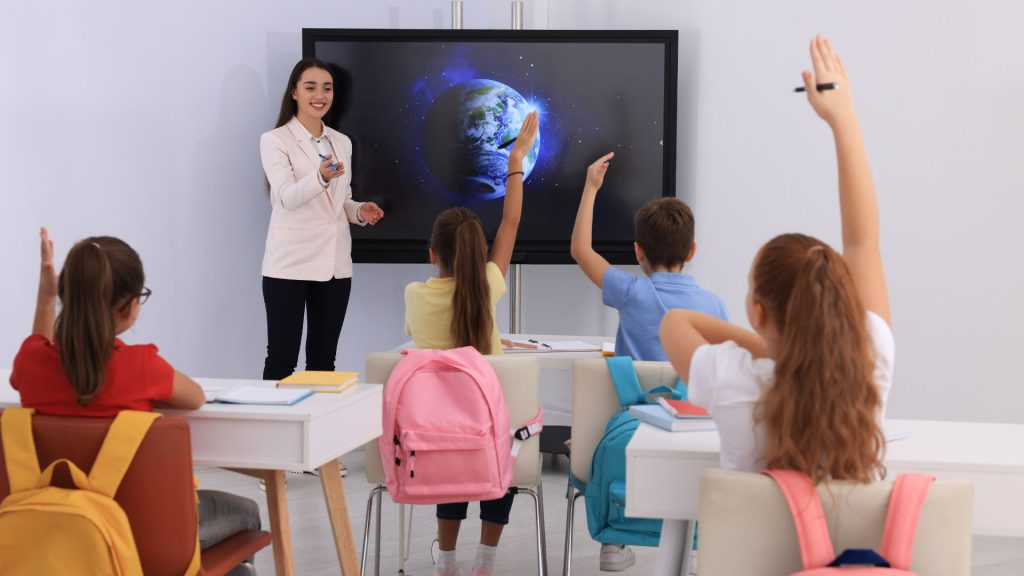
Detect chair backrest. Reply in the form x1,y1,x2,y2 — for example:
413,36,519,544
570,359,679,484
698,469,974,576
0,411,200,576
365,352,542,487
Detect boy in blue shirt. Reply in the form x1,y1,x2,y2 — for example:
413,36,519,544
570,152,727,570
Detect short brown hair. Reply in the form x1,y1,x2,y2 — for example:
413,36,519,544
634,198,694,269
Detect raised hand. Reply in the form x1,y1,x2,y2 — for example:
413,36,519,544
509,110,539,161
586,152,615,191
39,227,57,300
803,35,855,126
359,201,385,225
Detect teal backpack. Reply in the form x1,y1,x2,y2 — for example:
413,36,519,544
574,356,686,546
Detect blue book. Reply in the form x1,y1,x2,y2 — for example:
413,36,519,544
629,405,716,433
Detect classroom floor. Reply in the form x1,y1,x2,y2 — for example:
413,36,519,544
195,452,1024,576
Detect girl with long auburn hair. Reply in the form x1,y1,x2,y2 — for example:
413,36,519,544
659,36,894,485
11,229,262,574
404,111,538,576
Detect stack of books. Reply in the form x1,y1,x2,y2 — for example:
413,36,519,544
629,398,715,432
277,371,359,393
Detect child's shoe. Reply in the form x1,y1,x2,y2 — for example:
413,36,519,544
599,544,636,571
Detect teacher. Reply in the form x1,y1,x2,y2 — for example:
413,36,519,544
259,57,384,380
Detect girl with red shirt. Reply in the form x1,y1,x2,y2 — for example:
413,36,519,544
10,229,261,575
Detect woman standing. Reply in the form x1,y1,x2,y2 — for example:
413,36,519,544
260,58,384,380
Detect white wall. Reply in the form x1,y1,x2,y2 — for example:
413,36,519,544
2,1,1021,424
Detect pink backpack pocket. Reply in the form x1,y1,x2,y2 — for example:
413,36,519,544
763,469,934,576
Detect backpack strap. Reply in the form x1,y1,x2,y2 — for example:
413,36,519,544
511,407,544,457
1,407,42,494
606,356,686,407
606,356,647,407
87,410,162,498
879,473,934,570
763,469,836,570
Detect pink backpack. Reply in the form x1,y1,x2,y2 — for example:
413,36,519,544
764,470,935,575
379,347,543,504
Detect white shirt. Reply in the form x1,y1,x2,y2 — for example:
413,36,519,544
687,312,895,472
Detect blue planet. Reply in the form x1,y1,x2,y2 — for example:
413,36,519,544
423,79,540,200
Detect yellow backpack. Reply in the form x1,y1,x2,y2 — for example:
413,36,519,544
0,407,171,576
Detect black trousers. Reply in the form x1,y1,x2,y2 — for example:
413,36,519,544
262,276,352,380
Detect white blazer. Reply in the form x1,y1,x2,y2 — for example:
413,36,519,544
260,117,365,280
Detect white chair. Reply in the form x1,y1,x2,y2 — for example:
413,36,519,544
697,468,974,575
361,353,548,576
563,359,680,576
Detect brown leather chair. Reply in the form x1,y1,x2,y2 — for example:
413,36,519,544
0,411,272,576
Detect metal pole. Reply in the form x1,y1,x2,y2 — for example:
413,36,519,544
451,1,463,30
511,1,524,30
508,1,525,335
509,264,522,334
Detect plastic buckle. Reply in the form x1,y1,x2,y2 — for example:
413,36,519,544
514,426,532,441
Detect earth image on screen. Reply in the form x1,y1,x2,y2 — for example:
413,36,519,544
423,79,541,200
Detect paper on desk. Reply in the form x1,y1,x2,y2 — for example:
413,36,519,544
212,385,312,406
542,340,602,352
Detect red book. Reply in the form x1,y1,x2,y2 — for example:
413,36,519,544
657,397,710,419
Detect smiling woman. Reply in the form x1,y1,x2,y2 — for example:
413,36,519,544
259,58,385,381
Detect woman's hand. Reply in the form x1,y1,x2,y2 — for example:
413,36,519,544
318,155,346,183
39,227,57,300
803,35,855,127
359,202,385,225
509,110,539,162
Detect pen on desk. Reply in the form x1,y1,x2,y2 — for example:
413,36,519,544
318,154,340,170
528,339,552,349
794,82,840,93
497,137,517,150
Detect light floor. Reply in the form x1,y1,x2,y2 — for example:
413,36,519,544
195,452,1024,576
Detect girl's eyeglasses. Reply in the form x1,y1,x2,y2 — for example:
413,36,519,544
139,287,152,305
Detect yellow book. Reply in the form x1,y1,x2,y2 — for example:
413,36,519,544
277,371,359,393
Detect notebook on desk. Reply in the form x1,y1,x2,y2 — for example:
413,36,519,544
207,385,313,406
277,370,359,393
630,405,716,433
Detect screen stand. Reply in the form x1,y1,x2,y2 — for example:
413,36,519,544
508,2,524,335
451,1,463,29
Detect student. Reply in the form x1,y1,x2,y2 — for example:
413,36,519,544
404,111,538,576
570,155,728,570
10,229,262,576
659,36,893,485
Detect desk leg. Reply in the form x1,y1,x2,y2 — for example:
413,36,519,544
655,519,693,576
320,459,361,576
264,470,295,576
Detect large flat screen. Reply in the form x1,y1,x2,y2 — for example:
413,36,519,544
304,29,677,264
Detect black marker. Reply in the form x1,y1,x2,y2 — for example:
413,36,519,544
497,137,517,150
794,82,839,93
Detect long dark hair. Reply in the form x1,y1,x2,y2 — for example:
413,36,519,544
431,207,493,354
55,237,145,406
752,233,885,484
274,57,336,129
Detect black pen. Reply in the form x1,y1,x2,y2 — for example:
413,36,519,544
497,137,517,150
794,82,839,93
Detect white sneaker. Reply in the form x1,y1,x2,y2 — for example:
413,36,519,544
599,544,636,572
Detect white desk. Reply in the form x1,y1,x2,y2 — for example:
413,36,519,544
0,372,381,576
625,419,1024,576
389,333,607,370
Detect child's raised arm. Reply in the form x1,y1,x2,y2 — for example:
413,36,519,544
32,227,57,341
490,110,539,277
570,152,615,287
660,310,768,381
804,35,890,326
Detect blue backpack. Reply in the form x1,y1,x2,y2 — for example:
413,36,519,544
575,356,686,546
